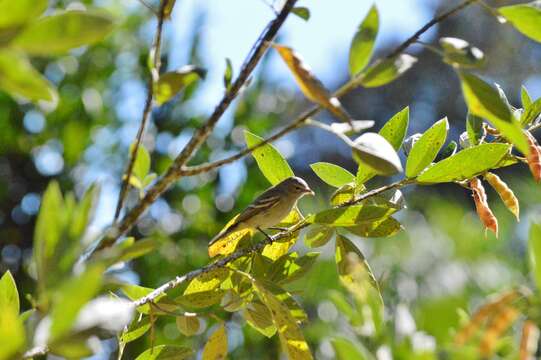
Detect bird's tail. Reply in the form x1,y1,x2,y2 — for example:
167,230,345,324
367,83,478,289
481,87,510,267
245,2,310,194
209,222,240,245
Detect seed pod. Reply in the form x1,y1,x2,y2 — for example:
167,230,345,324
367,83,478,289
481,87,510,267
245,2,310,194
454,289,520,345
524,130,541,183
484,172,520,221
519,320,540,360
272,44,353,124
479,306,520,357
470,177,498,237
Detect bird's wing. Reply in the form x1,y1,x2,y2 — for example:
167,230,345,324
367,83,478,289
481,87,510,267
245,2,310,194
236,192,281,224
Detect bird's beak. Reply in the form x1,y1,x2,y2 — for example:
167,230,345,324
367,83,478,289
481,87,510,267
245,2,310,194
305,188,315,196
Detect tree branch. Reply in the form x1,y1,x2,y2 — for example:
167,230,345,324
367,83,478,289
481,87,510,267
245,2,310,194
113,0,168,222
91,0,299,253
176,0,480,177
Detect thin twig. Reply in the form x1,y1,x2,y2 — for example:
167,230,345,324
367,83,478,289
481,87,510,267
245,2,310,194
113,0,168,222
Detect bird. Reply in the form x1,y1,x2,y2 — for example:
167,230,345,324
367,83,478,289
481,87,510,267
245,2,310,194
209,176,314,245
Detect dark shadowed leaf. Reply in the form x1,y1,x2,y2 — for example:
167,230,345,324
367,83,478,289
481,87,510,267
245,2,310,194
466,113,484,146
406,117,449,178
357,54,417,88
347,217,402,238
311,162,355,188
245,130,294,185
416,143,511,184
223,58,233,91
521,97,541,126
244,301,276,338
309,204,397,227
0,49,56,101
352,132,403,175
135,345,193,360
499,2,541,43
305,226,334,248
155,65,206,105
349,5,378,75
292,7,310,21
459,72,528,154
13,10,115,55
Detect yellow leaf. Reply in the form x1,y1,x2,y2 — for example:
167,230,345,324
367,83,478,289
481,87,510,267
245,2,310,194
262,208,302,260
273,44,351,123
253,281,313,360
202,323,228,360
209,214,254,258
176,313,200,336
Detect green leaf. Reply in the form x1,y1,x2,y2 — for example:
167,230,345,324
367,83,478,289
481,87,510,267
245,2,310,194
0,271,19,315
352,132,403,175
311,162,355,187
13,10,115,55
521,85,533,108
135,345,193,360
349,5,378,75
244,301,276,338
155,65,206,105
521,97,541,126
132,144,151,181
330,183,356,206
466,113,484,146
406,117,449,177
309,204,397,227
223,58,233,91
202,323,228,360
0,309,25,360
49,264,104,340
253,281,313,360
292,7,310,21
356,107,409,184
176,314,200,336
268,252,320,284
245,130,294,185
331,337,373,360
416,143,511,184
0,49,56,101
499,2,541,43
357,54,417,88
0,0,47,28
347,217,402,238
33,181,64,290
439,37,485,68
528,222,541,292
305,226,334,248
459,72,528,154
184,268,230,295
335,235,383,332
120,316,151,343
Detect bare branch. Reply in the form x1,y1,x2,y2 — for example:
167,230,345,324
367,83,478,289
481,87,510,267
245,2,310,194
113,0,169,222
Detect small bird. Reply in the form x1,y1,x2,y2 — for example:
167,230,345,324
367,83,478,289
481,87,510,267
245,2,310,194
210,176,314,245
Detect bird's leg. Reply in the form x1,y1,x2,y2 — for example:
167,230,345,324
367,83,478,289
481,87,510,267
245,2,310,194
268,226,289,232
257,227,274,242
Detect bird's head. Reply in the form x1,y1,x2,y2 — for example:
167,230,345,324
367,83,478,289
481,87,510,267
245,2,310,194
283,176,315,197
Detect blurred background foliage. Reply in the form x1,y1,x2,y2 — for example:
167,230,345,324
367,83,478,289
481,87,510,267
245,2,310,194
1,0,541,359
